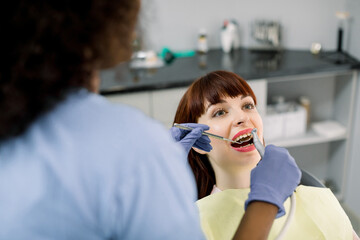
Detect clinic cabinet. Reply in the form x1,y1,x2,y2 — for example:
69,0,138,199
265,70,358,201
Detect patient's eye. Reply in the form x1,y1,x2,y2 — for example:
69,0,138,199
212,109,226,118
243,102,255,110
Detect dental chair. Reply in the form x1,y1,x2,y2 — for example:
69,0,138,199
300,169,326,188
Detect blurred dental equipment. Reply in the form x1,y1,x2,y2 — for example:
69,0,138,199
221,20,240,53
130,50,164,69
251,128,296,240
335,11,350,53
250,20,281,51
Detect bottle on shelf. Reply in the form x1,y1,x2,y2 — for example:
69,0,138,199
197,28,208,54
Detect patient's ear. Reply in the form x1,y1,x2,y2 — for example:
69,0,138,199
192,147,207,155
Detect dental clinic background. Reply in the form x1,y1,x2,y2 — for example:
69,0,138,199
135,0,360,224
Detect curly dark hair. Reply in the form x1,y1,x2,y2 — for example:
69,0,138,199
0,0,140,141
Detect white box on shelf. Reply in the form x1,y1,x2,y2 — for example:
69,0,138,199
283,105,307,138
263,106,284,141
263,103,307,141
311,121,346,138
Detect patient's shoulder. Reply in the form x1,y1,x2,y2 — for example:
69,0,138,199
296,185,335,198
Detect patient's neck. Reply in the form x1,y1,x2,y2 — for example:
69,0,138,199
214,166,253,190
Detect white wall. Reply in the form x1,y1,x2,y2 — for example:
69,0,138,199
138,0,347,52
344,0,360,218
345,0,360,58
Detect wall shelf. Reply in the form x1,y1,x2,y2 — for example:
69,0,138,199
267,129,347,148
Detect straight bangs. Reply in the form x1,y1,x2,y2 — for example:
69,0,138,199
173,70,256,124
201,71,256,106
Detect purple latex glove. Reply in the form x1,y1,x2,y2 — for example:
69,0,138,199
245,144,301,218
170,123,212,154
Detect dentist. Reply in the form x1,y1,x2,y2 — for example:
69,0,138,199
0,0,300,239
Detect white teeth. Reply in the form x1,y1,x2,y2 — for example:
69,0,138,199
234,133,252,142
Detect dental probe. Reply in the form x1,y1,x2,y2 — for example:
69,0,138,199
173,123,246,145
251,128,296,240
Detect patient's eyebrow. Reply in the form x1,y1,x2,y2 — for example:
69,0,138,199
205,95,252,112
205,99,226,112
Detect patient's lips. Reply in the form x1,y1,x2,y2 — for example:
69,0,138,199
231,128,255,152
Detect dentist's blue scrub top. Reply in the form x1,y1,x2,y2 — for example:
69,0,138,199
0,89,205,240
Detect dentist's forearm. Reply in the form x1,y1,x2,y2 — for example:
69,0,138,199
232,201,278,240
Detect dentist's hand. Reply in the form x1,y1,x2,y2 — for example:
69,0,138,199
170,123,212,154
245,144,301,218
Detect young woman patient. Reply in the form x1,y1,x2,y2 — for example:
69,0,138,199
171,70,358,240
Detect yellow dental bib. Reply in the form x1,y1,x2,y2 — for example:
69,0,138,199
196,185,352,240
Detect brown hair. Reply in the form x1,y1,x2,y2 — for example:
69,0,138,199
173,70,257,199
0,0,140,141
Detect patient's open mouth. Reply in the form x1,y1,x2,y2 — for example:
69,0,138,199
231,133,254,148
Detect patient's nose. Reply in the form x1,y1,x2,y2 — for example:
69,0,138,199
233,111,249,126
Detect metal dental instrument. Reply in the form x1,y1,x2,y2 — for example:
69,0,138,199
251,128,296,240
173,123,246,145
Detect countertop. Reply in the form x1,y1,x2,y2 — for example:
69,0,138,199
99,48,360,95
